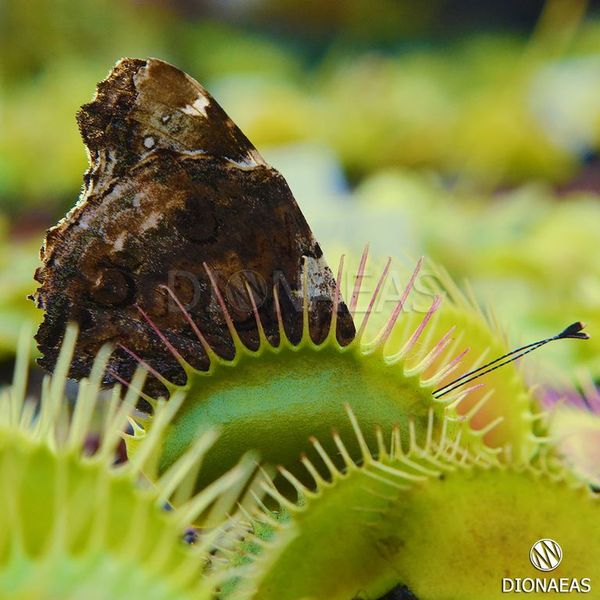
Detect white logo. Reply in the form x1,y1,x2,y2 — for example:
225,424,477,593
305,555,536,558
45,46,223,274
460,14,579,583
530,539,563,572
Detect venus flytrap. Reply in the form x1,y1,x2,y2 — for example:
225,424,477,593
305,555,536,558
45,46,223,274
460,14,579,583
388,262,547,458
126,253,504,498
0,324,256,600
225,405,600,600
129,249,589,501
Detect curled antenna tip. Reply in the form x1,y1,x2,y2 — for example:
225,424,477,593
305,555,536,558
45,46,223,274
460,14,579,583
557,321,589,340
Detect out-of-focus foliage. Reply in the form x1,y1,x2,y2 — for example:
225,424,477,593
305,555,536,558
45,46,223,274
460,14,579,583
3,0,600,212
0,0,170,209
0,0,598,389
0,222,42,360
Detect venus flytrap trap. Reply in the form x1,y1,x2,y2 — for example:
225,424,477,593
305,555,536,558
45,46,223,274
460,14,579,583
126,253,504,497
225,405,600,600
344,255,546,458
0,324,257,600
396,265,590,459
129,250,588,499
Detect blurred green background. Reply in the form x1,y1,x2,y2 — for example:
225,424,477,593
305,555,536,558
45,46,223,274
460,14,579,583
1,0,599,381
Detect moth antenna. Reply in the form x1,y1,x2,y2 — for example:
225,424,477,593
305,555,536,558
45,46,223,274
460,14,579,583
329,254,345,342
432,322,589,399
244,280,268,347
557,321,589,340
370,257,425,349
425,346,471,387
203,262,245,352
116,343,172,389
356,257,392,341
135,304,193,372
349,244,370,317
158,284,218,363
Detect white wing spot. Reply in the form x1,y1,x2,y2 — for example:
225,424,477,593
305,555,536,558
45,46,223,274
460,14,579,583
144,136,155,149
304,256,331,299
113,232,127,252
140,212,162,233
226,156,259,168
161,114,171,123
225,148,267,169
181,95,210,118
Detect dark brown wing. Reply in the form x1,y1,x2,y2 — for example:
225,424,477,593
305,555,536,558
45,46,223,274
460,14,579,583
33,58,355,393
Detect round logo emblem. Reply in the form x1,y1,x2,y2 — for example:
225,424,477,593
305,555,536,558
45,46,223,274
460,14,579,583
530,539,563,572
